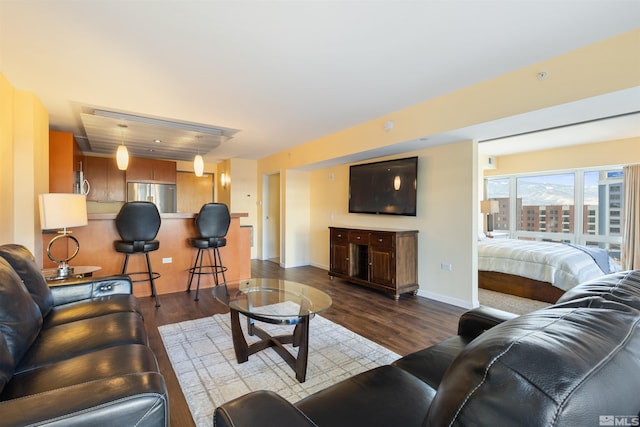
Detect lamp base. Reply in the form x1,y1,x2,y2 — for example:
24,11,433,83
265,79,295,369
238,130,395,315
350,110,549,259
47,232,80,278
55,262,75,278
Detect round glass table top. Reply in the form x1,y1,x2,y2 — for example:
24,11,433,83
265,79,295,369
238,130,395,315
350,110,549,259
229,278,332,319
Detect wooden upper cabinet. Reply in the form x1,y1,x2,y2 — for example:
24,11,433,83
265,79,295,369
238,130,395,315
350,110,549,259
84,156,125,202
126,157,176,184
49,130,81,193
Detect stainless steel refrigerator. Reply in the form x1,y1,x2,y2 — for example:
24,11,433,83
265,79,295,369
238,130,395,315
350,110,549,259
127,182,177,213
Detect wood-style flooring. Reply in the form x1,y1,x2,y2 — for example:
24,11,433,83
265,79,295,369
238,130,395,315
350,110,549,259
137,259,467,427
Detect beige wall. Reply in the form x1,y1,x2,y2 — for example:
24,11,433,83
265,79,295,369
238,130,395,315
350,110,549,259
485,137,640,177
0,73,49,262
282,169,311,268
229,158,258,259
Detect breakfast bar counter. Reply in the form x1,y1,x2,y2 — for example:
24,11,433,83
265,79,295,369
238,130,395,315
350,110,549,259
42,212,251,297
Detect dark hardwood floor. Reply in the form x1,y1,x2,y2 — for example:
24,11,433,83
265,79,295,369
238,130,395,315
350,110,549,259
137,259,467,426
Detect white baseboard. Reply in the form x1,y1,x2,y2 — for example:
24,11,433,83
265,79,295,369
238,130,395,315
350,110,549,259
417,289,479,310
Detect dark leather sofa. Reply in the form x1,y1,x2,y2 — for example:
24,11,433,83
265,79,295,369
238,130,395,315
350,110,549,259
215,269,640,426
0,244,168,426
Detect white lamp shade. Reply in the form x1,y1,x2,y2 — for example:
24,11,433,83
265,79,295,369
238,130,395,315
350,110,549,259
480,200,499,214
194,154,204,177
116,145,129,170
39,193,88,230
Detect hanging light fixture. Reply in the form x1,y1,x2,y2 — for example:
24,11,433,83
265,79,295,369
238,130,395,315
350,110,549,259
116,124,129,170
194,136,204,177
194,154,204,177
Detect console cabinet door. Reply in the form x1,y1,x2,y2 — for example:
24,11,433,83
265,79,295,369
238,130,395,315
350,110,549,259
329,228,349,276
369,232,395,288
369,247,395,288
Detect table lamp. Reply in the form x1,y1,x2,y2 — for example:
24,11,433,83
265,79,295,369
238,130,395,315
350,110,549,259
39,193,88,278
480,200,499,233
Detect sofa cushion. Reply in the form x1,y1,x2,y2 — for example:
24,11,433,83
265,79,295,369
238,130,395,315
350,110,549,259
425,303,640,426
43,294,141,328
1,344,158,399
0,258,42,367
392,335,472,389
556,269,640,310
296,365,436,427
15,312,147,374
0,244,54,317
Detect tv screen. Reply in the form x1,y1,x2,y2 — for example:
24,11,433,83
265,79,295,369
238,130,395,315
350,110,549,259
349,156,418,216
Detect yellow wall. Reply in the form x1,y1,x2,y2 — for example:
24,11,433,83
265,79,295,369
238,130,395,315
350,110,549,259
485,137,640,177
0,73,49,261
257,29,639,307
230,158,259,259
217,159,231,206
0,74,15,244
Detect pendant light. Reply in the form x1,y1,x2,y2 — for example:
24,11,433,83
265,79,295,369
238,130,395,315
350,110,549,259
116,124,129,170
194,135,204,177
194,154,204,177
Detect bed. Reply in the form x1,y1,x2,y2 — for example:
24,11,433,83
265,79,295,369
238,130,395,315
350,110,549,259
478,237,621,303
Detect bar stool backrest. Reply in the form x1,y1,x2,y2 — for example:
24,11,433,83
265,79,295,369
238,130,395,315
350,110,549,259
196,203,230,239
116,201,161,242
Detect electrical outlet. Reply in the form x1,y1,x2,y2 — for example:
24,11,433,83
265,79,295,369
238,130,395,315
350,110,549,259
440,262,452,271
162,257,172,264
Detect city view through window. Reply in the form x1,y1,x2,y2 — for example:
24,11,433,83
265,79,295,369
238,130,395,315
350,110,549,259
486,168,624,260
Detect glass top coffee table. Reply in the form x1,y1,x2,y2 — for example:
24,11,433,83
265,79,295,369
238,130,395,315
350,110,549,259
228,278,332,383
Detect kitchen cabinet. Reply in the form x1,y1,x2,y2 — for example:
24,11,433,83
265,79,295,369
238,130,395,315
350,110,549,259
329,227,418,300
126,157,176,184
48,130,82,193
84,156,125,202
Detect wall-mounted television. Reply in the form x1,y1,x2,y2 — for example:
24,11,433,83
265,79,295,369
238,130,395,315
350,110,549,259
349,156,418,216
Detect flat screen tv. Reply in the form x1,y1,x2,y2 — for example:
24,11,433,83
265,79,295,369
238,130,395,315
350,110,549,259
349,156,418,216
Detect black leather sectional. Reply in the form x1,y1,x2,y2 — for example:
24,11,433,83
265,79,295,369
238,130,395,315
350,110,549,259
0,244,168,426
215,269,640,426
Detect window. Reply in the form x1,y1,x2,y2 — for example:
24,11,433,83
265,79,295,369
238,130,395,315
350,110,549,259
486,167,624,259
516,173,574,233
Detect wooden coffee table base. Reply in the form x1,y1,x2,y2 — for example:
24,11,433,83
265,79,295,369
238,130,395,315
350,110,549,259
230,308,310,383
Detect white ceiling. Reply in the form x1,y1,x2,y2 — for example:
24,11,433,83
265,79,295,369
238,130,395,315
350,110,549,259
1,1,639,165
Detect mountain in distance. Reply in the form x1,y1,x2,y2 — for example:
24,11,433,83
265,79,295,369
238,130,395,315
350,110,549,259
487,180,598,206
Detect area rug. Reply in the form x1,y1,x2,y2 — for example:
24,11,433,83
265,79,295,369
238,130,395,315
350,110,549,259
478,288,550,315
158,307,400,427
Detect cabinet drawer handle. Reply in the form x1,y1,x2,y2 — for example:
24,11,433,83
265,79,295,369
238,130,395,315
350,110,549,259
337,234,342,238
378,238,383,242
356,236,361,240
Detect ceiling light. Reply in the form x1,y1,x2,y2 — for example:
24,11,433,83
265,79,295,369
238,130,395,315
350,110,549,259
116,124,129,170
194,154,204,177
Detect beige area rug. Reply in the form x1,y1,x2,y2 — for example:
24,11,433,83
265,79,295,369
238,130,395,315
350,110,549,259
478,288,551,315
159,306,400,427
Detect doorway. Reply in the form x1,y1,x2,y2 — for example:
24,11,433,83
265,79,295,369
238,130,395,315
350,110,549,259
263,172,280,264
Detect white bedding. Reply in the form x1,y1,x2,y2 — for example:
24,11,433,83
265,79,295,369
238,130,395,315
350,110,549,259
478,238,621,291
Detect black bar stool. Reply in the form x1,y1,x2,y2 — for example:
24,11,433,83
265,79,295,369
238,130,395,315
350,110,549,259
186,203,230,301
114,201,161,307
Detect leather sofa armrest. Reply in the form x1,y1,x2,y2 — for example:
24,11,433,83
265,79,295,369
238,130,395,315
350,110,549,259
0,373,168,427
457,306,519,338
215,390,318,427
49,275,133,306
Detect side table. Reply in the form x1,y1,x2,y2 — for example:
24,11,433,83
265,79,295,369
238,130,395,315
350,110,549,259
42,266,101,283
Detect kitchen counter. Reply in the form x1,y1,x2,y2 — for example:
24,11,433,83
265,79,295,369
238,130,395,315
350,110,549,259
43,212,251,298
